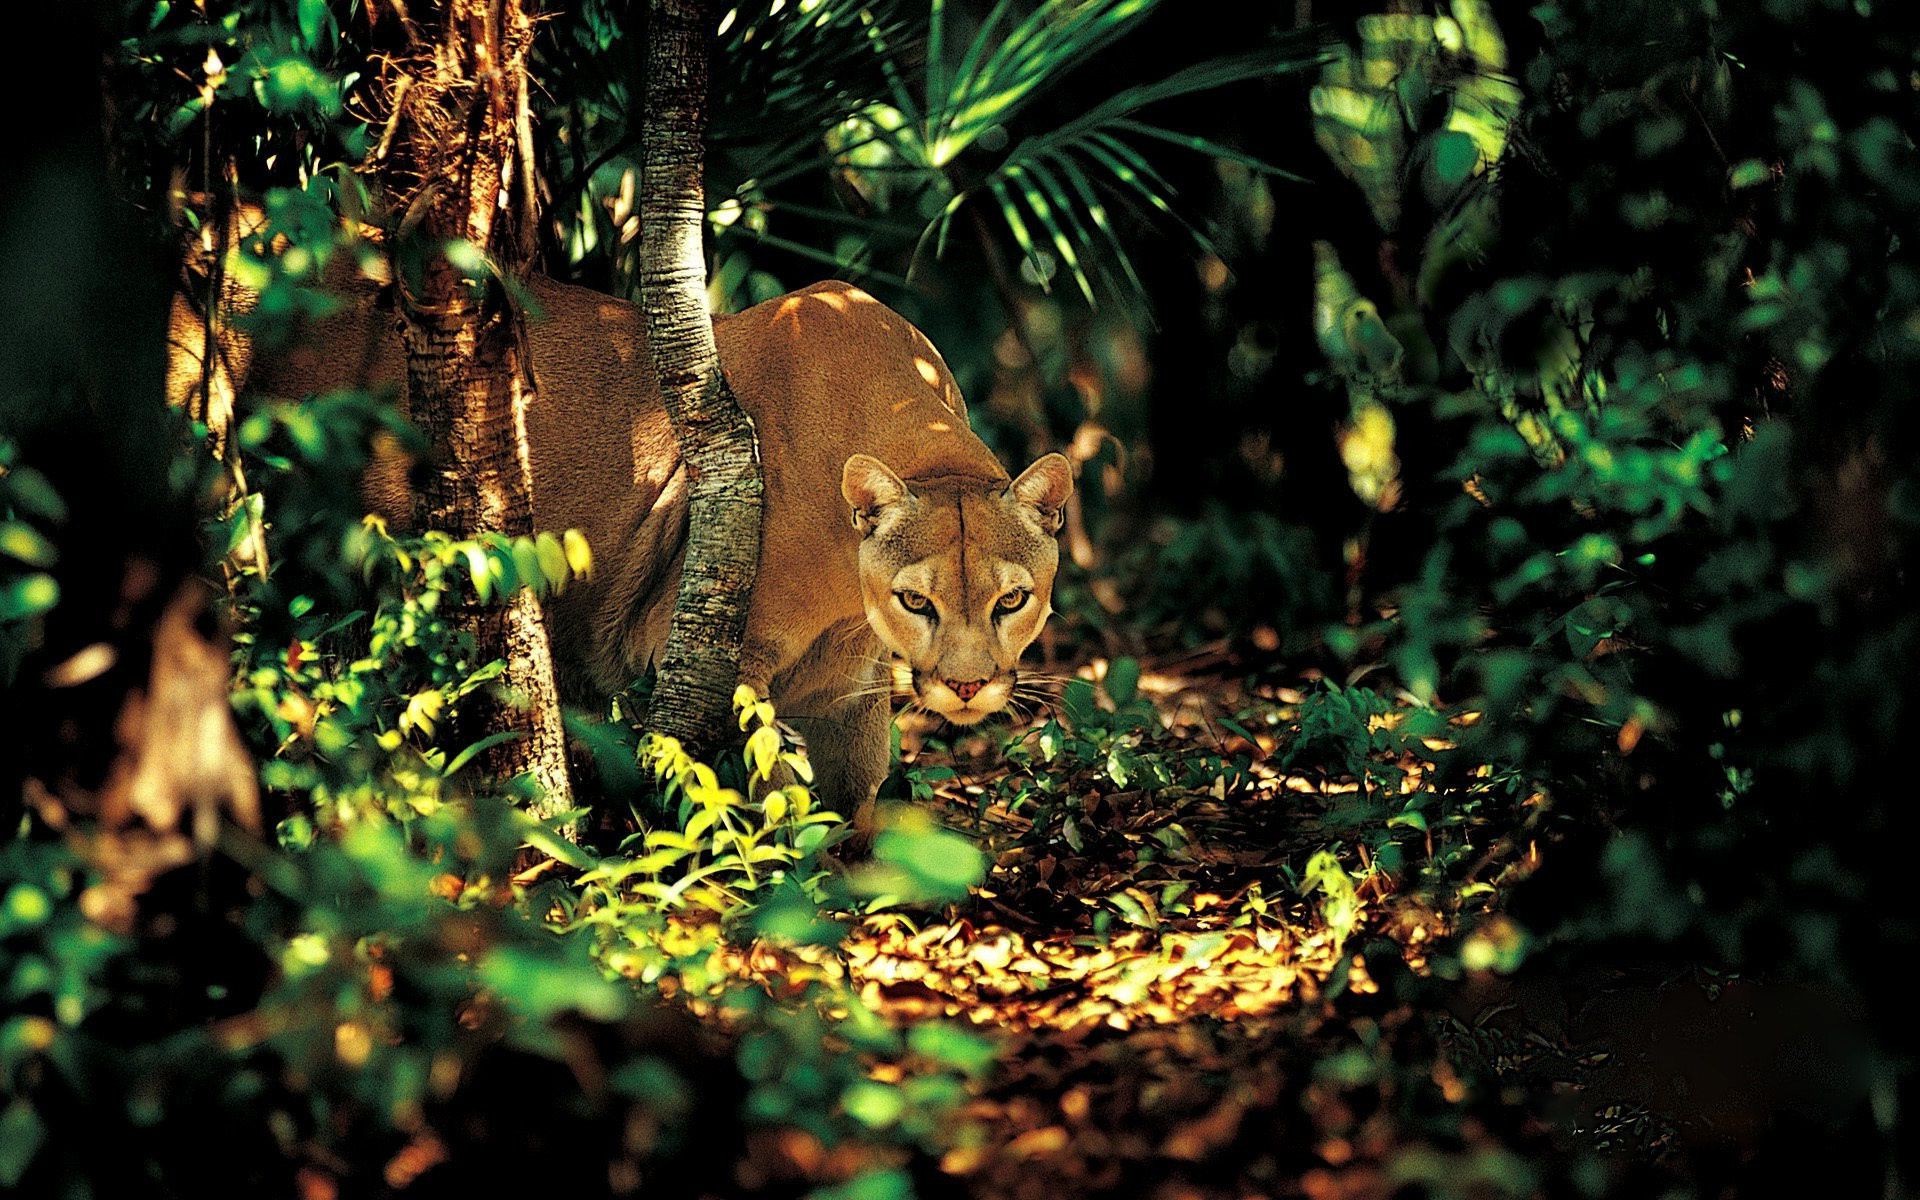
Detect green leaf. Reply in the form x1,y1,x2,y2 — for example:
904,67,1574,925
744,725,781,781
1051,152,1146,298
0,522,54,568
297,0,328,46
1108,889,1154,927
1431,129,1479,187
444,238,489,276
1104,657,1141,705
0,1099,45,1187
476,945,626,1022
1,467,65,522
562,528,593,577
1008,165,1095,304
521,812,598,871
0,574,58,622
512,538,543,596
752,887,846,946
443,730,523,778
842,1080,906,1127
812,1168,914,1200
535,531,569,590
908,1022,999,1076
1061,678,1098,729
1109,118,1307,180
989,176,1048,291
872,810,986,902
463,545,492,603
795,823,831,855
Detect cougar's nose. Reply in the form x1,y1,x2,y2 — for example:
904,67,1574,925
947,678,987,702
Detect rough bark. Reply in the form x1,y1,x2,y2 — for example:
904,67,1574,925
384,0,573,818
639,0,765,752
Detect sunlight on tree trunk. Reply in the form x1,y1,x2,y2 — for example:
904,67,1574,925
639,0,765,752
382,0,573,820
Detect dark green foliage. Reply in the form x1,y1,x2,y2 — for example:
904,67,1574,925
1310,0,1917,945
1006,659,1250,819
1089,504,1336,647
0,443,65,685
1295,3,1916,1182
536,0,1326,310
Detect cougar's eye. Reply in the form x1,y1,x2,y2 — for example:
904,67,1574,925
996,588,1030,614
896,589,934,616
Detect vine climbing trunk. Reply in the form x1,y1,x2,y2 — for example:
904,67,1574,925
638,0,765,752
380,0,573,819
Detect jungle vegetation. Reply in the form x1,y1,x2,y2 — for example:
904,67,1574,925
2,1,1914,1197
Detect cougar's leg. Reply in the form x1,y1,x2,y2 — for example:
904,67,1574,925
775,635,893,843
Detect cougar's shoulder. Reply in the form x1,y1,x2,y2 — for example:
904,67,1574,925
701,281,1010,686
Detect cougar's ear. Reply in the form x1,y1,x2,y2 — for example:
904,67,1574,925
843,454,909,537
1008,453,1073,535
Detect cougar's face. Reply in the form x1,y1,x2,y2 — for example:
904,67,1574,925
843,453,1073,725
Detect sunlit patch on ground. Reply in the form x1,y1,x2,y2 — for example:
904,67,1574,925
844,916,1352,1031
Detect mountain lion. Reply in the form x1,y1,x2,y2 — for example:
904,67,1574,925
171,274,1072,830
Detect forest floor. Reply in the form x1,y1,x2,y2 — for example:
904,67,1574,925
875,661,1451,1198
690,651,1787,1199
875,682,1449,1200
630,648,1839,1198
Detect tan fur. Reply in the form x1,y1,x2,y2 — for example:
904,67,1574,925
172,275,1070,826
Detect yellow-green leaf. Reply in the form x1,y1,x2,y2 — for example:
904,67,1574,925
464,545,492,602
562,528,593,577
535,531,569,593
745,725,781,782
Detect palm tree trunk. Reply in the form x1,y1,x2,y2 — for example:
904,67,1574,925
385,0,573,819
638,0,765,751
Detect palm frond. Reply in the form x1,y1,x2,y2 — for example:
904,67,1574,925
923,19,1334,306
1005,165,1097,304
734,228,912,288
712,0,918,150
552,1,1334,312
1020,156,1112,300
1047,151,1145,298
1107,119,1301,179
851,3,926,132
930,0,1155,167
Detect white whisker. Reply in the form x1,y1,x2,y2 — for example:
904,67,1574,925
831,685,901,705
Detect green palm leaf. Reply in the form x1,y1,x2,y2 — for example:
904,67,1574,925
917,14,1332,305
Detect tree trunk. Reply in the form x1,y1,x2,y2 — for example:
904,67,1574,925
383,0,573,819
639,0,766,753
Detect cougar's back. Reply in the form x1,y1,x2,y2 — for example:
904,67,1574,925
208,276,1002,696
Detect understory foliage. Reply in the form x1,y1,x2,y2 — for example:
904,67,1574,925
4,0,1917,1196
1309,0,1918,976
1296,3,1916,1182
7,417,997,1193
0,442,64,685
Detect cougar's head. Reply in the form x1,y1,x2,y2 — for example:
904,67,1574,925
843,452,1073,725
